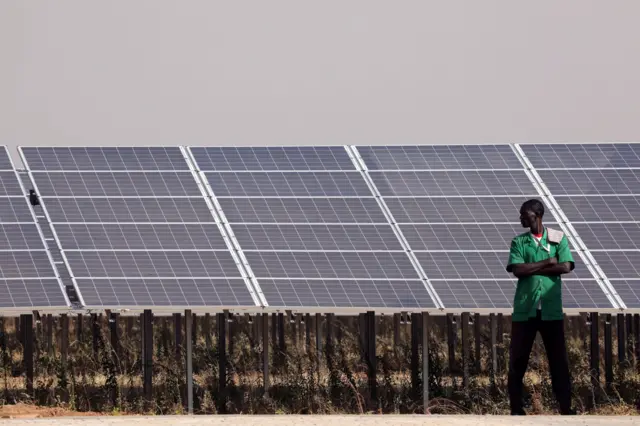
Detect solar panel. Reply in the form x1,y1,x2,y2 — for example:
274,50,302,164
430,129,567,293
191,146,355,171
0,146,69,309
591,252,640,279
76,278,256,307
21,146,257,309
0,279,68,309
606,280,640,309
0,172,24,196
430,280,515,310
0,198,34,222
554,195,640,222
0,148,13,171
538,169,640,195
219,198,388,224
355,144,611,310
357,145,519,170
400,224,524,251
431,278,612,310
206,171,372,197
523,143,640,308
66,251,242,278
0,224,45,250
45,198,214,223
573,223,640,250
34,172,199,197
369,170,538,197
190,146,435,310
233,224,403,251
245,251,419,280
258,279,436,309
521,143,640,169
54,223,228,250
21,147,190,171
385,197,540,223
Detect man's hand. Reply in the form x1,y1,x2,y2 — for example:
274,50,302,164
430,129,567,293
547,256,558,266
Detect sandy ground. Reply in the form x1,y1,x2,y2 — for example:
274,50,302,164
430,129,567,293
1,416,640,426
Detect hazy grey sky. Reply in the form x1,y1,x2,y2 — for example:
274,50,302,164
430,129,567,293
2,1,639,166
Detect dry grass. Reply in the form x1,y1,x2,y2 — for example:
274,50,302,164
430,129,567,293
0,314,638,416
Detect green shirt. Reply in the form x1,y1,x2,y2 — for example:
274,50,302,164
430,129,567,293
506,228,575,322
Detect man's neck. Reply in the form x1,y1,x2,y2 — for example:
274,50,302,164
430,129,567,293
530,223,543,237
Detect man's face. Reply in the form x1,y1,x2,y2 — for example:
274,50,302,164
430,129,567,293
520,208,538,228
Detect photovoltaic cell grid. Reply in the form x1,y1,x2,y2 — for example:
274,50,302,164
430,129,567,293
356,144,608,310
20,147,256,308
0,146,68,308
190,146,437,309
521,143,640,308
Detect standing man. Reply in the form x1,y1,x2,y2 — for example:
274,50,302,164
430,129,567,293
505,199,576,415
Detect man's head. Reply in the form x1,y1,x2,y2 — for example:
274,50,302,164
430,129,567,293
519,199,545,229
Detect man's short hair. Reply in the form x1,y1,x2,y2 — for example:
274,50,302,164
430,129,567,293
520,199,545,218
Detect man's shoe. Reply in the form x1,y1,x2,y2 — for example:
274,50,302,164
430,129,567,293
510,408,526,415
560,408,577,415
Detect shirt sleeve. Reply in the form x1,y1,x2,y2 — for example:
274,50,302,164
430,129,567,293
506,238,524,272
556,234,575,270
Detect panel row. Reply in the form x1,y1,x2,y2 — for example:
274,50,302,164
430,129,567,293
2,144,637,312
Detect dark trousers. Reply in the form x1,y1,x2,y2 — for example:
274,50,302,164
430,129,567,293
508,311,572,414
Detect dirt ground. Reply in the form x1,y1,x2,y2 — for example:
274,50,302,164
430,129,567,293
0,412,640,426
0,404,102,419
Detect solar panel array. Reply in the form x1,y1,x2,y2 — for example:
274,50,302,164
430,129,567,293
20,147,257,309
521,143,640,309
190,147,438,310
2,143,637,313
0,147,68,309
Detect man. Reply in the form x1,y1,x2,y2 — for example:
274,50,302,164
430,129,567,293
505,199,576,415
